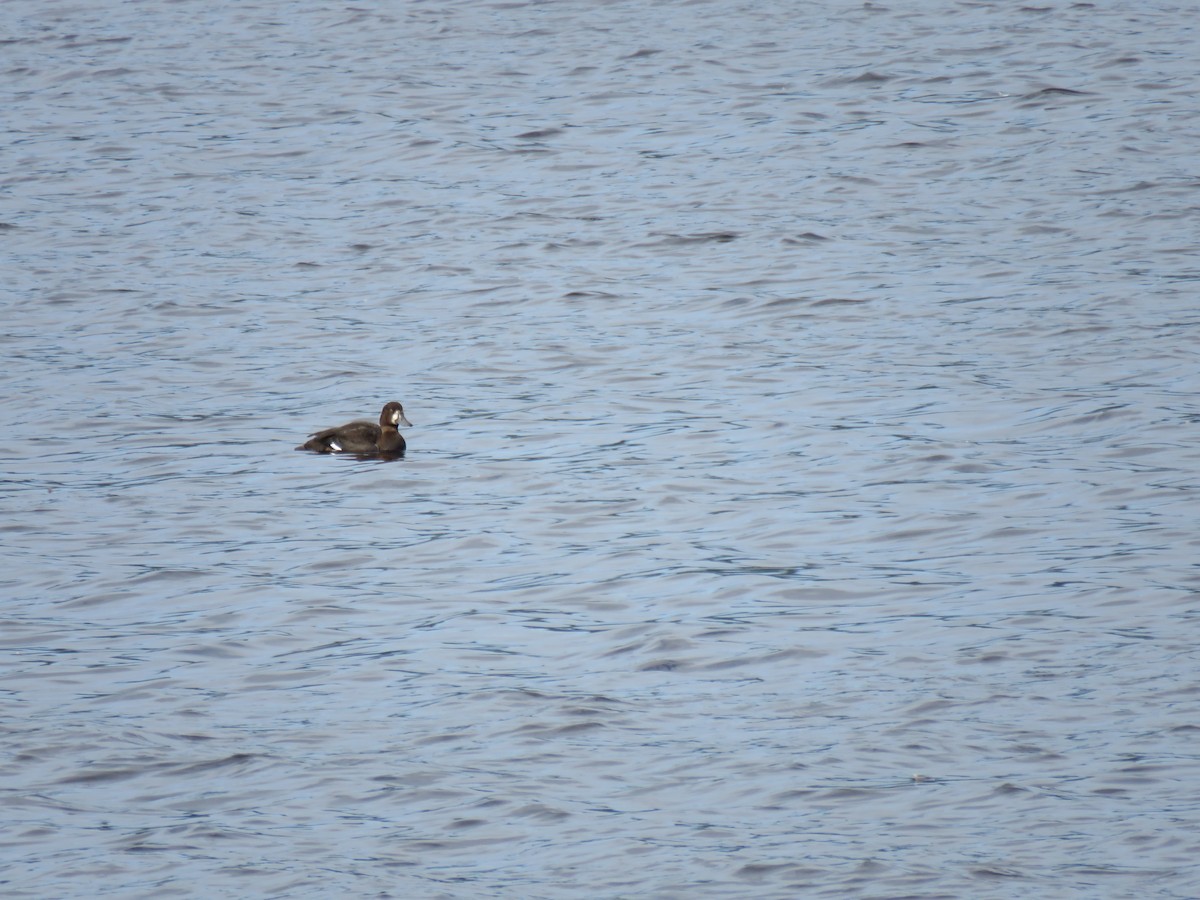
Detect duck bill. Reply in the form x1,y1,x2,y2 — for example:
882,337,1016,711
398,413,413,427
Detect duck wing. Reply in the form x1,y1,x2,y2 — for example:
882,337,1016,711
300,419,380,453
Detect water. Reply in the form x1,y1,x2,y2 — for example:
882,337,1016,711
3,1,1199,897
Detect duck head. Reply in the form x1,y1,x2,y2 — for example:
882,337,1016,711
381,401,412,428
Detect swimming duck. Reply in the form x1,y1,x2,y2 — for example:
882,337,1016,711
299,401,412,456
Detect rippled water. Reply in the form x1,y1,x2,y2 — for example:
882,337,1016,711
3,1,1199,897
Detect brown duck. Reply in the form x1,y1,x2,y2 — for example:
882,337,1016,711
299,401,412,457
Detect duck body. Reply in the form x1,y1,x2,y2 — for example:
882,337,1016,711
300,401,411,457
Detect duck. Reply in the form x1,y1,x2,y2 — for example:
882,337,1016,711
299,401,412,457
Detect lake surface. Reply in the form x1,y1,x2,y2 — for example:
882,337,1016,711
3,0,1199,897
